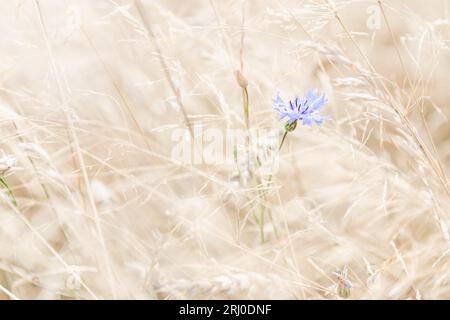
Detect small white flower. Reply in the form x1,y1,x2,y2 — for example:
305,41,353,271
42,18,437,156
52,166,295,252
0,154,16,173
90,179,112,203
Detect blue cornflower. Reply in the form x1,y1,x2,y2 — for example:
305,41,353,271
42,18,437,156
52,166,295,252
273,89,328,126
333,267,353,299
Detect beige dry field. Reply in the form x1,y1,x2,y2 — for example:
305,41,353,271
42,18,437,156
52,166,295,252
0,0,449,300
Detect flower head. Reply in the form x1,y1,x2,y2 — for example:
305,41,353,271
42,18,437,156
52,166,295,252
273,89,328,126
333,266,353,299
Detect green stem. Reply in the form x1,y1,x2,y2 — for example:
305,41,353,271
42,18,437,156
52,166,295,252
258,127,292,242
279,130,289,151
0,176,18,208
243,87,249,129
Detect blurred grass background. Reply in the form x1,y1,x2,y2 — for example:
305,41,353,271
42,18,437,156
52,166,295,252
0,0,449,299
